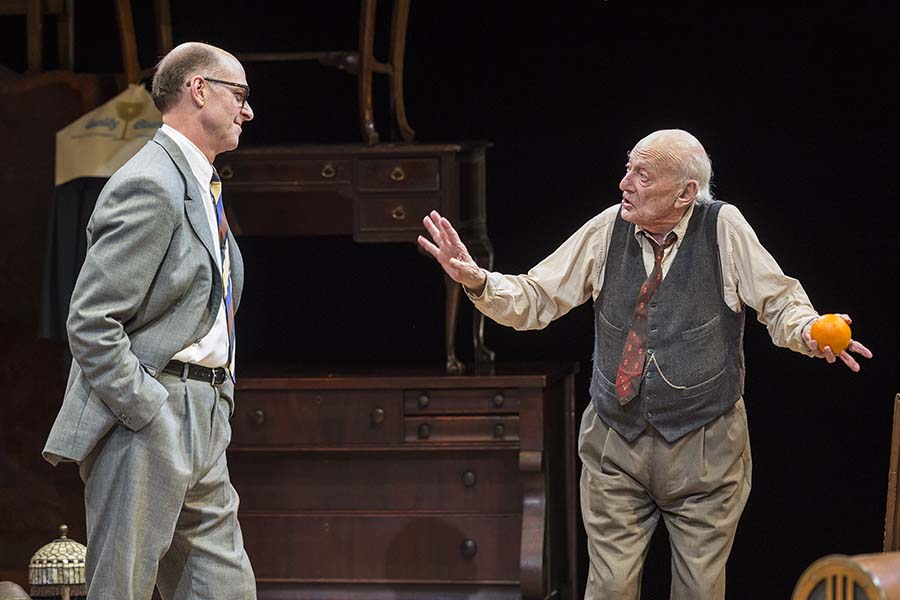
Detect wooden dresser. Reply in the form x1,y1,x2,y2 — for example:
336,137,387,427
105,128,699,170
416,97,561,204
228,364,579,599
216,142,496,374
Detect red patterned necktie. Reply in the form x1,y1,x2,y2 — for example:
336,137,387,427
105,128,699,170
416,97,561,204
210,167,235,380
615,231,677,405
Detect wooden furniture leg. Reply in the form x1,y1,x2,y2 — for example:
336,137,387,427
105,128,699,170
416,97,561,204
113,0,140,85
25,0,42,73
444,273,463,374
357,0,379,145
389,0,415,142
884,393,900,551
154,0,172,55
56,0,74,70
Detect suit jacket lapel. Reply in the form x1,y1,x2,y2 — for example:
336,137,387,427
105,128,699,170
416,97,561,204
151,130,220,270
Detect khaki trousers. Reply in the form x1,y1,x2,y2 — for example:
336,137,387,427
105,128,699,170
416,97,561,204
579,399,752,600
79,372,256,600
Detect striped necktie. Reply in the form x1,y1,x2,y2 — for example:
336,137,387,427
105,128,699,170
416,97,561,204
615,231,677,404
210,167,235,380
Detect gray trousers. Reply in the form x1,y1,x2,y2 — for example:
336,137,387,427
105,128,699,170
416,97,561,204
579,399,752,600
79,372,256,600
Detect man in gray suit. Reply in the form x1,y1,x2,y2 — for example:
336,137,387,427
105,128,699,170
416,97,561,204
43,42,256,600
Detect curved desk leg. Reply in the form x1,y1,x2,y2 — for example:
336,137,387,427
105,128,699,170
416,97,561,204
357,0,380,145
520,450,547,599
444,273,464,374
389,0,415,143
468,233,495,367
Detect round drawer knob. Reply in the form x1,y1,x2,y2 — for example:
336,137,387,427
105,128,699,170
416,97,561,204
492,392,505,407
371,407,385,426
417,393,430,408
320,162,336,178
249,409,265,426
493,423,506,439
417,423,431,439
390,166,406,182
461,538,478,558
462,470,477,487
219,165,234,180
391,205,407,221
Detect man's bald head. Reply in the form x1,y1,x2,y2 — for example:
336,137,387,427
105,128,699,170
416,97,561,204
630,129,713,202
151,42,239,114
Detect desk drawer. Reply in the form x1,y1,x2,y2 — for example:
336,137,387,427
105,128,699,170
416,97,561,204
357,158,440,192
232,390,402,446
242,514,521,582
405,388,523,415
355,195,439,237
217,157,352,185
230,450,522,512
404,416,519,444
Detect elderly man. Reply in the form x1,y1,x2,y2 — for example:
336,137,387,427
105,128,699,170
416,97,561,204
418,129,872,599
43,43,256,599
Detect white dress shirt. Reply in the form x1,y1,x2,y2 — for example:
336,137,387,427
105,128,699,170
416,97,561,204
161,124,233,369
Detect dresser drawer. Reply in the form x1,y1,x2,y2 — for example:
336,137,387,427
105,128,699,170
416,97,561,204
217,157,352,185
230,450,522,512
232,390,402,446
404,388,524,415
242,514,521,582
357,157,440,192
404,416,519,443
355,195,439,236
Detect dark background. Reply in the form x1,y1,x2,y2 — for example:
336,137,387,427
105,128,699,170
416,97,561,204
2,1,898,597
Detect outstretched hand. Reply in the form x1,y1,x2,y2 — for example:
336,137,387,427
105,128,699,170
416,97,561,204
417,210,486,294
802,313,873,372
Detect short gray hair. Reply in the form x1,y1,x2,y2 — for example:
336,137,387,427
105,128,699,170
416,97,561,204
151,43,229,113
681,148,714,202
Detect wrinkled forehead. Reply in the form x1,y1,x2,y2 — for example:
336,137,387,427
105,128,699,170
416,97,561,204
627,143,682,174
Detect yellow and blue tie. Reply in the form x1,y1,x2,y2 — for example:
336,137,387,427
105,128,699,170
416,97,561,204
210,167,235,380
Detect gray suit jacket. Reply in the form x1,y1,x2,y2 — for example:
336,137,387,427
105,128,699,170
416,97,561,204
43,129,244,465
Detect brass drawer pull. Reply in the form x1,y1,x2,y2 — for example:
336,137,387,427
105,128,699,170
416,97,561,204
391,205,407,221
417,393,430,408
417,423,431,439
249,409,265,426
219,165,234,180
492,393,505,407
462,470,477,487
493,423,506,439
461,538,478,558
321,163,336,179
371,407,385,426
390,166,406,182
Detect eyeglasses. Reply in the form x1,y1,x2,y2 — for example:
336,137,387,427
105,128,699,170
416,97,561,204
186,76,250,108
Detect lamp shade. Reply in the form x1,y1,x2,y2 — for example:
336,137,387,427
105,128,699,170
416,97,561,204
28,525,86,600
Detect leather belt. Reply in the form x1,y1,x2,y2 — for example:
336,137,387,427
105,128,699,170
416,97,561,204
163,360,228,386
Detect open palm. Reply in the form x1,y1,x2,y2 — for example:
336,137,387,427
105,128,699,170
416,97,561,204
417,210,485,292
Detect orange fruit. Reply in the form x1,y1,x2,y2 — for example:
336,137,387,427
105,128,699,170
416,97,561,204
809,314,852,354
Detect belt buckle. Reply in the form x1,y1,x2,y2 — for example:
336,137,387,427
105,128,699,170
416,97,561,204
211,367,224,388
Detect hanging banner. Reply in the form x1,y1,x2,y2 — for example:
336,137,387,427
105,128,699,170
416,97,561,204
55,83,163,186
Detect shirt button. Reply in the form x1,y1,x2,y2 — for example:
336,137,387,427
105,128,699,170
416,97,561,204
646,411,653,419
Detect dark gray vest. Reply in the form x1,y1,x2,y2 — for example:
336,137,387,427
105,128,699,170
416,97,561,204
590,200,745,443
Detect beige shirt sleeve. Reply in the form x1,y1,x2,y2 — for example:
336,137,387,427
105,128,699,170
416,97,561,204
466,205,619,330
717,204,818,355
468,201,818,355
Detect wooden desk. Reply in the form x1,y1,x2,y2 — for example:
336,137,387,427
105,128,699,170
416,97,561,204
228,364,579,599
216,142,495,373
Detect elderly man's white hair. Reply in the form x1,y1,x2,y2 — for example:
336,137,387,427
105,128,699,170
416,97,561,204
632,129,714,202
